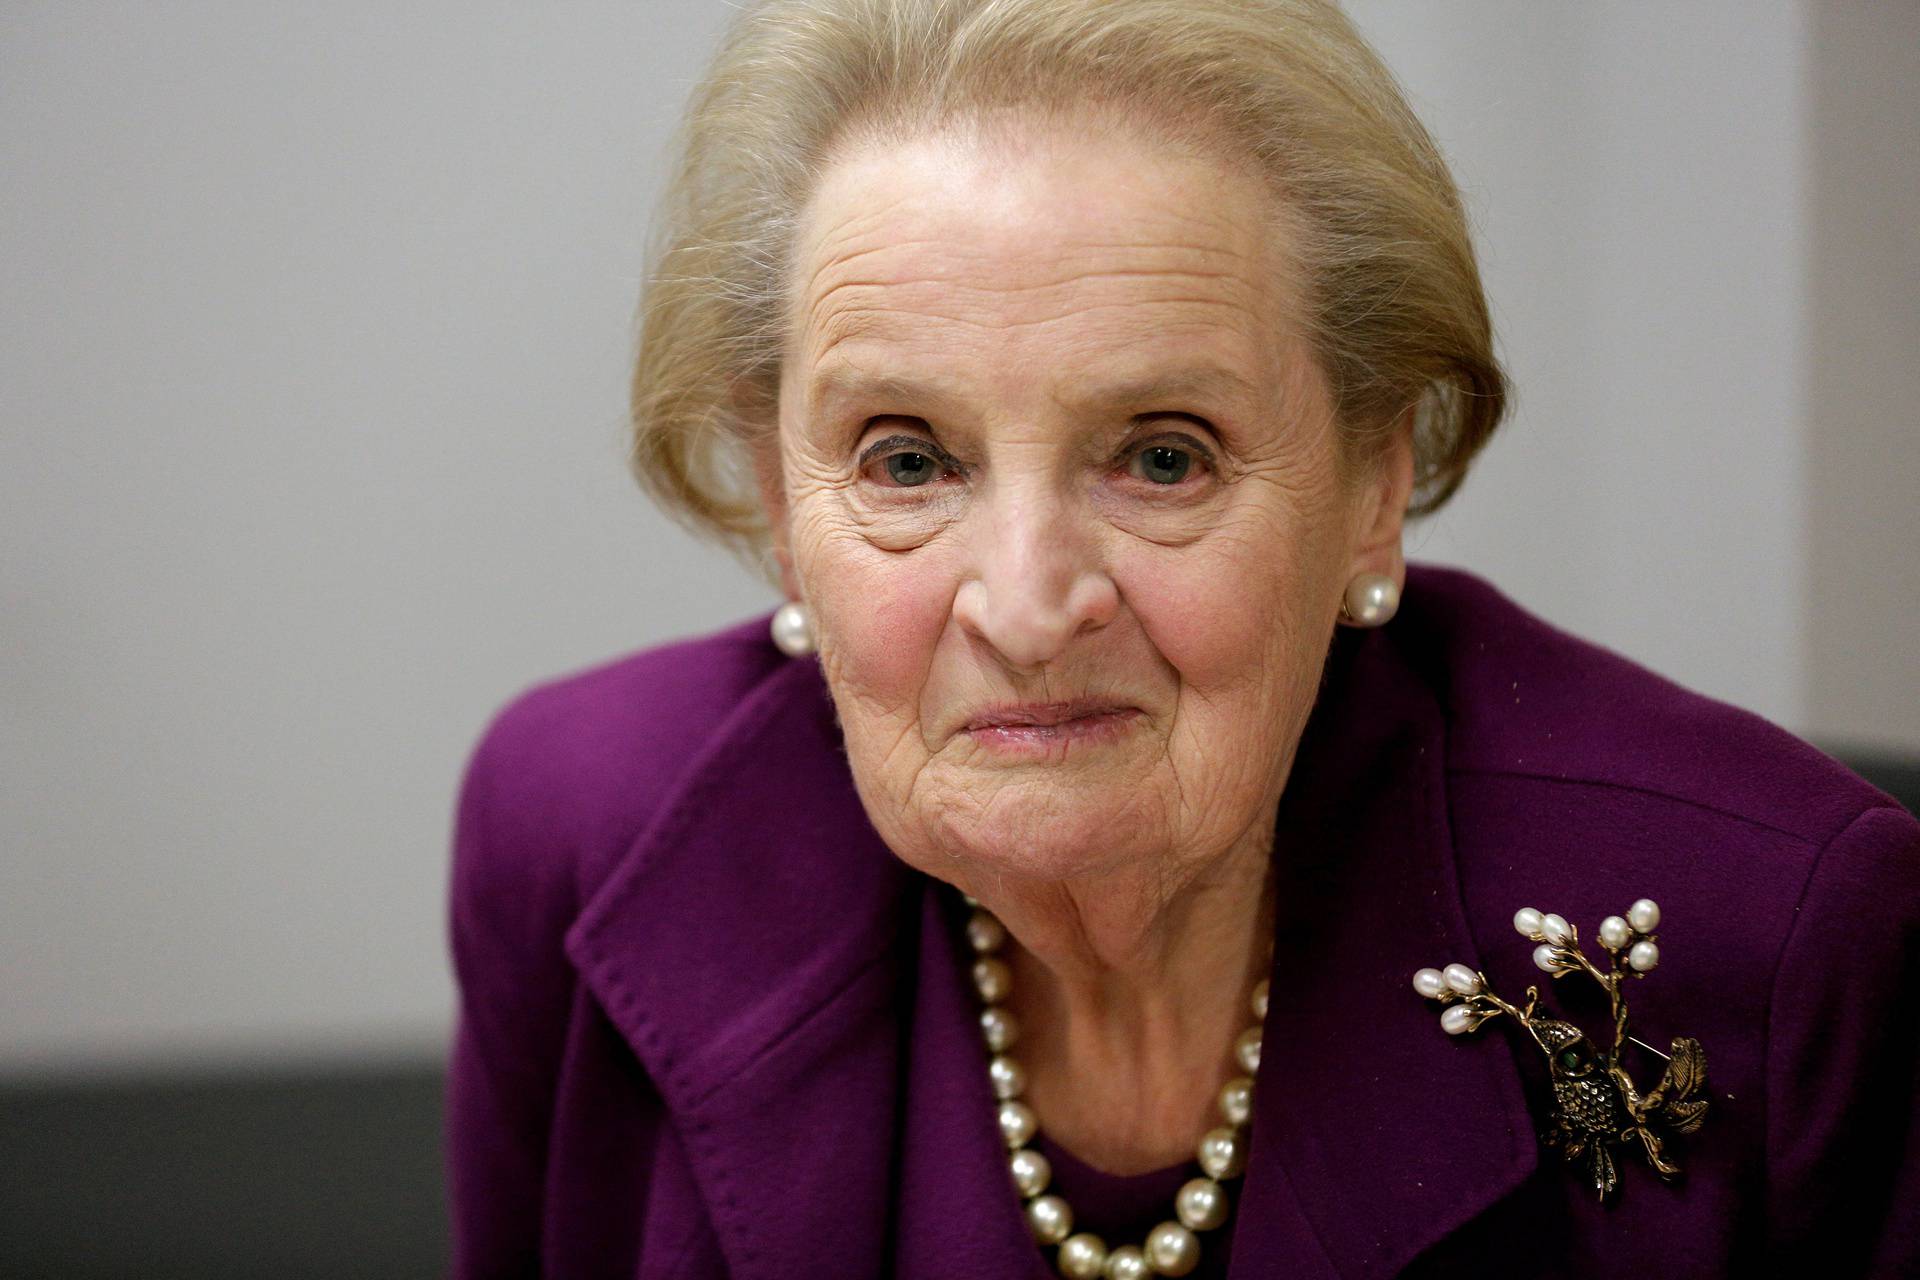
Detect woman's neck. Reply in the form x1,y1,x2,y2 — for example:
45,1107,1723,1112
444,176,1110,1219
969,822,1277,1175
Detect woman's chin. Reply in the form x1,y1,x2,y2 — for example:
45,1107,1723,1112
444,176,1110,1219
925,801,1160,886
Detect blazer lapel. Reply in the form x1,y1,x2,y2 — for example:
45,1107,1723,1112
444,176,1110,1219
1233,627,1539,1277
563,653,914,1280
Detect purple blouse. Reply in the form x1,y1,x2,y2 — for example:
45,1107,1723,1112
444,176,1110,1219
443,563,1920,1277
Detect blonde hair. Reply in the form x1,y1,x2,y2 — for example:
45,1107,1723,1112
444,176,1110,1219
630,0,1507,572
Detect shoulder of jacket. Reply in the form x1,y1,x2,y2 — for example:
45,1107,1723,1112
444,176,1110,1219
1757,797,1920,1271
1399,562,1893,850
453,611,790,905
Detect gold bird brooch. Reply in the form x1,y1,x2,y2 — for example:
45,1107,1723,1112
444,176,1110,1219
1412,898,1710,1202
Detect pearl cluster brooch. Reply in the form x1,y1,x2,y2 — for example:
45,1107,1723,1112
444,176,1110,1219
963,895,1264,1278
1410,897,1711,1202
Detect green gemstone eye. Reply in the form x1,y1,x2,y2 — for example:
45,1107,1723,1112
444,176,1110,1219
1559,1050,1581,1071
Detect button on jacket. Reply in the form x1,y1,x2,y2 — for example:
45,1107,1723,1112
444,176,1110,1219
444,563,1920,1278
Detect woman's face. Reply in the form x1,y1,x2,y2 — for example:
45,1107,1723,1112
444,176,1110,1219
764,117,1408,891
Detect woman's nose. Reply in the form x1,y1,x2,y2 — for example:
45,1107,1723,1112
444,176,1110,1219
950,493,1119,670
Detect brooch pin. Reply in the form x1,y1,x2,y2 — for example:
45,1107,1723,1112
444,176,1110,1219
1412,898,1709,1202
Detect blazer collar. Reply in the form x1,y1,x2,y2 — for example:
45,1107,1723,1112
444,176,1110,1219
563,653,912,1279
565,620,1537,1279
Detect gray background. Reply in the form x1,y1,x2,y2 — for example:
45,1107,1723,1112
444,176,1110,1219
4,1,1915,1084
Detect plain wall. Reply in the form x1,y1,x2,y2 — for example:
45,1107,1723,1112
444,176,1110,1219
1346,1,1814,733
2,1,1913,1075
1802,0,1920,752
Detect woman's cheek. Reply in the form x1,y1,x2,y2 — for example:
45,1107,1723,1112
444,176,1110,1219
807,531,954,723
1111,541,1282,695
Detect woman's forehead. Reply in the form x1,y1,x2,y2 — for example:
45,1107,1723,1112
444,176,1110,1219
799,127,1285,301
801,119,1267,247
784,124,1303,403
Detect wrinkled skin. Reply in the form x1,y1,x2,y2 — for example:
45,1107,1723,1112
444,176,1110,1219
754,113,1414,1170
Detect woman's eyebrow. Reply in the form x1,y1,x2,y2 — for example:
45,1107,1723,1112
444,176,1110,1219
806,365,968,419
807,363,1258,419
1052,366,1260,416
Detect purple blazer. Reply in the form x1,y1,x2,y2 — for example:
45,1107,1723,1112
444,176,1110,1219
443,563,1920,1278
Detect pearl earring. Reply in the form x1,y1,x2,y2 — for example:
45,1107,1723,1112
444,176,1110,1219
1340,573,1400,627
770,600,816,656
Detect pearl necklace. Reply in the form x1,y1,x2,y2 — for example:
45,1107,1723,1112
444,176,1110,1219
961,895,1268,1279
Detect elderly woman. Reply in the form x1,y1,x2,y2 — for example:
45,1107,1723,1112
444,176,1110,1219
443,1,1920,1276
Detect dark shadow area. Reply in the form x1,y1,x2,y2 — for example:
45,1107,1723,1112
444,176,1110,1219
1,1061,448,1280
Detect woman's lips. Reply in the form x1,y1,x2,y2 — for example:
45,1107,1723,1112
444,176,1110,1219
962,704,1143,755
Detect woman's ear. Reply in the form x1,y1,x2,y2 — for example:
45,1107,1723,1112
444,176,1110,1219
750,436,802,600
1347,406,1417,586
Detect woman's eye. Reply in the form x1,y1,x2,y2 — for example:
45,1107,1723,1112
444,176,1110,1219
883,451,941,487
1132,443,1195,485
857,430,956,490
